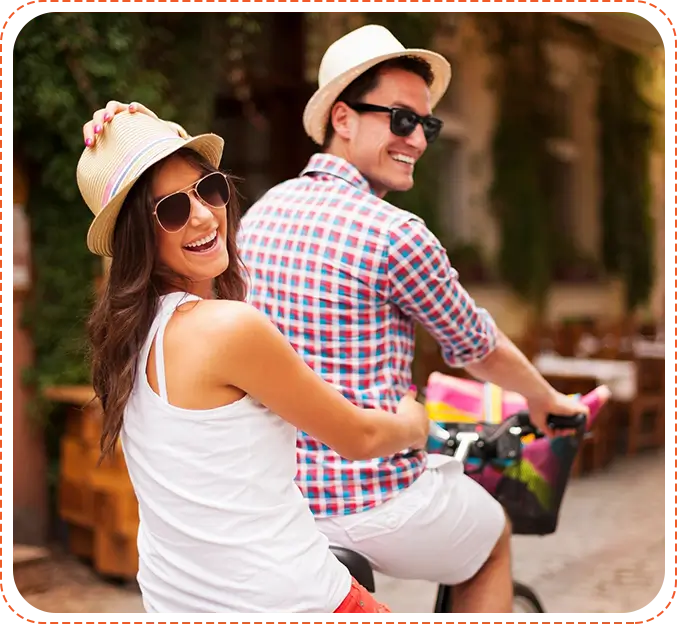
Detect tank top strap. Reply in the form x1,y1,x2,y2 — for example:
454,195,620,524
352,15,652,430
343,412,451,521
151,292,202,401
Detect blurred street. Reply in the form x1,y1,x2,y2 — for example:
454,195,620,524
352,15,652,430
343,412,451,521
19,448,665,615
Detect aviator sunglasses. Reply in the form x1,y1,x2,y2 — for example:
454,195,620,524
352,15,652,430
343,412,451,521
153,172,231,233
344,102,444,144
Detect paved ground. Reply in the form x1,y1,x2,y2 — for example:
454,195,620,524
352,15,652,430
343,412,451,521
19,449,666,614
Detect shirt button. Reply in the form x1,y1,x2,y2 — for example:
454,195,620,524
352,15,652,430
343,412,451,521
359,600,365,607
386,515,398,529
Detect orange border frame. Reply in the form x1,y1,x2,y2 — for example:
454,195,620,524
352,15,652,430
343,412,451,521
0,0,677,622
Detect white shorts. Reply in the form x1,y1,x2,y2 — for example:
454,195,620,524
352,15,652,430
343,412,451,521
315,456,506,586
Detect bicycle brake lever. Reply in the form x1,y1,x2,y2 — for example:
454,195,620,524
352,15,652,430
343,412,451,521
513,410,533,428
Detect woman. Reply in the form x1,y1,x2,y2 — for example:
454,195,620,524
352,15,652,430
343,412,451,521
78,104,429,613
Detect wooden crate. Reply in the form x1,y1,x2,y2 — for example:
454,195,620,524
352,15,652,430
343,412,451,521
91,473,138,537
65,404,103,448
51,385,140,580
67,525,95,559
60,436,99,480
58,476,96,527
94,530,139,579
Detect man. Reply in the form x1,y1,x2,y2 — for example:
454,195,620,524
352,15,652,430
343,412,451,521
237,25,588,612
83,24,588,613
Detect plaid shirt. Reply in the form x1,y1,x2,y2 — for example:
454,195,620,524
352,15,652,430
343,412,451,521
238,154,498,516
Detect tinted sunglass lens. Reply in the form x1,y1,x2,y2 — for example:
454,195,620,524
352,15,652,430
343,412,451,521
156,194,191,232
423,118,443,143
391,109,419,137
196,173,230,208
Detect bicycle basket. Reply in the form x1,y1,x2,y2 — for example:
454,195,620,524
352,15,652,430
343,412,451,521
469,428,583,534
425,372,608,535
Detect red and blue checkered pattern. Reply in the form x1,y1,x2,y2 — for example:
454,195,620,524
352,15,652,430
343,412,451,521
238,154,498,516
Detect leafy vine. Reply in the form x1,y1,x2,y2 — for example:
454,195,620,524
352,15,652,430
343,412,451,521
598,43,655,312
479,13,558,314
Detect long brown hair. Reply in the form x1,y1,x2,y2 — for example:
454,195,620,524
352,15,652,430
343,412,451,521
88,148,247,459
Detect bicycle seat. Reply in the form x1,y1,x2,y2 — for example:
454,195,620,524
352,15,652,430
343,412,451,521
329,546,375,592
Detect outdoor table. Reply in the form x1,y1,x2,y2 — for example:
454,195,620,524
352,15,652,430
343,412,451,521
632,338,665,359
533,353,637,402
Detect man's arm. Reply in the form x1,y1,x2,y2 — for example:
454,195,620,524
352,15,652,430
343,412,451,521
466,329,591,432
388,218,588,433
387,218,499,368
466,328,554,403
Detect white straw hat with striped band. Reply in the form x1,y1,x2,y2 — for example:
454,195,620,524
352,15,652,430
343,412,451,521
303,24,451,146
77,110,224,257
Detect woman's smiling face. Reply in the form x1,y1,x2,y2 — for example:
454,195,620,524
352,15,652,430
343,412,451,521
152,154,230,291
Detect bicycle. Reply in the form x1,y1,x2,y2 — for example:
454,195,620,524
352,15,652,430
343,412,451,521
329,409,587,613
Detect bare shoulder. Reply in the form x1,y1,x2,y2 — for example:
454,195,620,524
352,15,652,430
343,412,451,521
173,299,273,348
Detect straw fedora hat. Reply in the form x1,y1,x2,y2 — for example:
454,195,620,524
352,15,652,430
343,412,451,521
77,110,224,257
303,24,452,146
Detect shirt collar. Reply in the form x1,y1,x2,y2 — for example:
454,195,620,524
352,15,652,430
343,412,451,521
300,153,375,195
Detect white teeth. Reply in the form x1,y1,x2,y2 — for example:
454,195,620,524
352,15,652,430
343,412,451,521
392,154,415,165
185,230,217,248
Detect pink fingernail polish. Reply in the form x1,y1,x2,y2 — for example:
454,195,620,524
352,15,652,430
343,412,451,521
103,112,111,121
85,138,93,147
94,124,102,134
409,385,417,393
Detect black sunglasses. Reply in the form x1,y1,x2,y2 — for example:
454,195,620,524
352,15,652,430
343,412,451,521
153,172,230,233
344,102,443,144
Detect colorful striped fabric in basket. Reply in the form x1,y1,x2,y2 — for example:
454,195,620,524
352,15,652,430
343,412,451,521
426,372,609,427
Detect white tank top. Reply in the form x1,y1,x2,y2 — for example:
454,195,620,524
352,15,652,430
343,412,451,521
121,292,350,613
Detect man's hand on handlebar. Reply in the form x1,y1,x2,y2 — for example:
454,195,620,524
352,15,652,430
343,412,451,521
527,390,590,438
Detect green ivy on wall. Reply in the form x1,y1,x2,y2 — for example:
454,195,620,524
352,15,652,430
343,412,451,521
15,14,172,416
479,13,558,314
477,14,655,315
598,43,655,312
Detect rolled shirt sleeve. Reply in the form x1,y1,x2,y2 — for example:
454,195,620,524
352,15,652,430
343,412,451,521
388,217,498,367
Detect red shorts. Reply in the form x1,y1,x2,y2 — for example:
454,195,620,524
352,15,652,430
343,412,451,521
333,577,391,613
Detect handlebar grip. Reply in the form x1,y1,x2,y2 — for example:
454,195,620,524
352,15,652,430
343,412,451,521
546,413,587,431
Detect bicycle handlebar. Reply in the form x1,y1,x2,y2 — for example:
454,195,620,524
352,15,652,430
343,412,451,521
426,408,587,463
